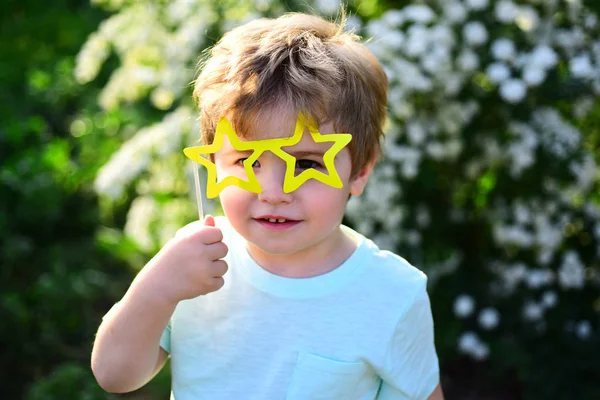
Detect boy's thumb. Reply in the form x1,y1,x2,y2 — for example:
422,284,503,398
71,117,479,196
203,214,215,227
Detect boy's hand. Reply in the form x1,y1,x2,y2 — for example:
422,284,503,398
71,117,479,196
135,215,229,305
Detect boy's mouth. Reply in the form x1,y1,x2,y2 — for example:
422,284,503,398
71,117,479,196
255,215,299,223
254,215,301,229
258,217,296,223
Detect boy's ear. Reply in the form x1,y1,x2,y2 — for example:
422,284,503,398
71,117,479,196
349,158,376,196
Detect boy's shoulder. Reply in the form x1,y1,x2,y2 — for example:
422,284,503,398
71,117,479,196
358,232,428,291
338,225,429,298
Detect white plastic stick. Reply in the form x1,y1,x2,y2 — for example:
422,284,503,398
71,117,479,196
192,162,204,221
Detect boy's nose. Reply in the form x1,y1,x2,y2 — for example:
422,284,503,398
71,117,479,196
257,166,293,204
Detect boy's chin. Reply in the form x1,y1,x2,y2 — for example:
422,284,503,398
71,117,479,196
247,241,300,257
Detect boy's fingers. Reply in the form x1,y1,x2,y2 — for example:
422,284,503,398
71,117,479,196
211,260,228,277
175,224,223,244
206,241,228,260
175,215,217,239
175,220,204,238
203,214,215,227
211,276,225,291
199,227,224,244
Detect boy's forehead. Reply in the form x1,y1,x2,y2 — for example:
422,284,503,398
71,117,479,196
232,107,334,141
239,107,299,140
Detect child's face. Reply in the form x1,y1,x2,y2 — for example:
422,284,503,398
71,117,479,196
213,109,372,259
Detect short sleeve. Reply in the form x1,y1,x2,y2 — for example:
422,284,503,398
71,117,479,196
160,320,172,353
377,279,440,400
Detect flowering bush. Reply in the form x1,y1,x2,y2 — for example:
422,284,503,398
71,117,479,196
354,2,600,398
77,0,600,398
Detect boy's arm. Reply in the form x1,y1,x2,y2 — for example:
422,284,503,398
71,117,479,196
91,285,176,393
427,384,444,400
91,216,228,393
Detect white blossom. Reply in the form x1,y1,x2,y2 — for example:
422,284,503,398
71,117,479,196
379,30,405,51
75,33,110,83
495,0,518,23
458,331,479,352
407,121,427,145
124,196,159,251
585,14,598,29
525,269,554,289
466,0,489,11
403,5,435,24
165,0,196,24
500,79,527,103
487,62,511,83
405,25,429,57
458,331,490,360
514,202,531,224
416,206,431,227
443,2,467,24
500,262,527,292
534,213,563,260
570,155,598,190
558,251,586,289
454,294,476,318
522,67,546,86
366,20,389,45
463,21,489,46
429,25,456,49
381,10,404,27
345,15,362,32
529,46,559,70
523,301,544,321
507,142,535,176
533,108,581,158
443,73,466,96
472,343,490,360
576,320,592,339
515,6,540,31
491,38,516,61
478,308,500,329
570,53,595,78
573,97,596,119
372,233,396,251
541,291,558,308
151,87,175,110
392,57,433,91
315,0,340,14
457,49,480,71
95,107,195,198
404,230,421,246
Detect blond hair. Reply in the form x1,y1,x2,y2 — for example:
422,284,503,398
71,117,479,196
193,12,388,176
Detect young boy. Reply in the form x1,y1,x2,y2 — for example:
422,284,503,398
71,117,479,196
91,12,443,400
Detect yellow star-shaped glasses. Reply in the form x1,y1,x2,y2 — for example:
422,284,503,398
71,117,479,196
183,117,262,199
271,113,352,193
183,112,352,198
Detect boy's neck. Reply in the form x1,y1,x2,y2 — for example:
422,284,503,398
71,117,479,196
245,226,358,279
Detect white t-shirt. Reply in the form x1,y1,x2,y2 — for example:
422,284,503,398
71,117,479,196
160,217,439,400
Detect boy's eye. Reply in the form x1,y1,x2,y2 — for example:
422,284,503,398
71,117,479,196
237,158,260,168
296,159,323,170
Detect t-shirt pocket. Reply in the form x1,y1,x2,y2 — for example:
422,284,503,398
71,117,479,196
286,351,369,400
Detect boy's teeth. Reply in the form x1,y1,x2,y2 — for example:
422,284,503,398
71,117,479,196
267,218,287,223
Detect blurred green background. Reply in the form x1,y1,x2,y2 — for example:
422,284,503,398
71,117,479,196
2,0,599,399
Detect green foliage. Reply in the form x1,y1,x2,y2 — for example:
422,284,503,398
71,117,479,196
27,363,108,400
0,0,147,398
